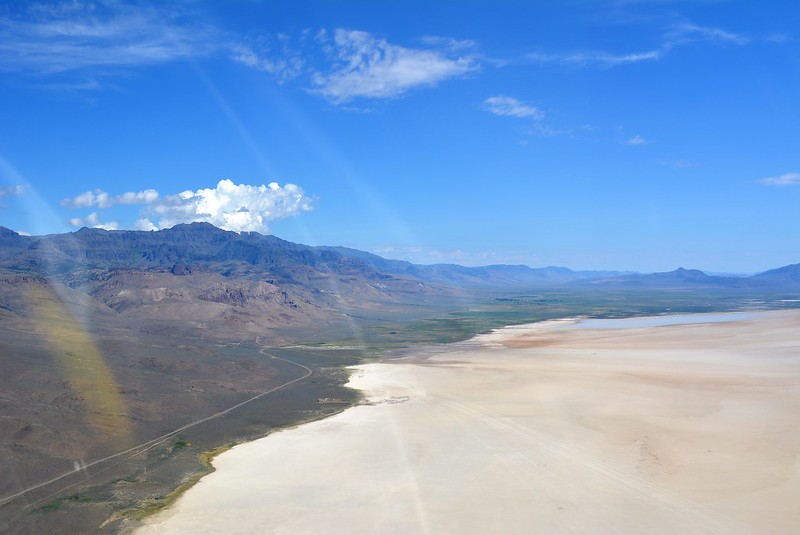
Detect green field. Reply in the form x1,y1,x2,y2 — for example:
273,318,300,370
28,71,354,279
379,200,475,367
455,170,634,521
296,287,800,352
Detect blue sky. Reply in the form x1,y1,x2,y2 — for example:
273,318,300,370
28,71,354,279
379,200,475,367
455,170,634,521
0,0,798,272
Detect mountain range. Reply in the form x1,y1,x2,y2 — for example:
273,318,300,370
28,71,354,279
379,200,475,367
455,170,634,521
1,222,798,341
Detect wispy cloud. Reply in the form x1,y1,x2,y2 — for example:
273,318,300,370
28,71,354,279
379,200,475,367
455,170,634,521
229,28,480,104
527,49,663,67
370,244,468,264
483,96,544,120
482,96,570,137
230,31,307,83
525,21,748,68
418,35,477,52
4,3,480,105
0,184,26,198
758,172,800,186
62,179,314,233
61,188,159,209
0,3,217,77
765,33,790,44
310,29,478,102
669,23,748,46
0,184,26,209
368,244,515,266
658,159,695,169
625,135,647,145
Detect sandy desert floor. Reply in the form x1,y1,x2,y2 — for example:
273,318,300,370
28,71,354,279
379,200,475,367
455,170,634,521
134,311,800,534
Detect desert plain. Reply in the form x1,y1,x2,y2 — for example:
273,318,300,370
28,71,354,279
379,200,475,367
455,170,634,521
135,311,800,534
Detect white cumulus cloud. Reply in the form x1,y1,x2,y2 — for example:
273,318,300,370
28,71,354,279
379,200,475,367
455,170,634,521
63,180,312,233
483,96,543,120
133,218,158,231
143,179,312,233
758,172,800,186
312,29,477,102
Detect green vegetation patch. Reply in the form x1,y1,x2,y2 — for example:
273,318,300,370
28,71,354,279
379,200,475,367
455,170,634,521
38,492,92,512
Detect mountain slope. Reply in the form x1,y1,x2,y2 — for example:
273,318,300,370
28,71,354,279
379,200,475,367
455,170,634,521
751,263,800,285
0,224,458,340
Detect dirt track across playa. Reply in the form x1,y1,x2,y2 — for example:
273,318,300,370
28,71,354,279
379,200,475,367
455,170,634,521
134,311,800,534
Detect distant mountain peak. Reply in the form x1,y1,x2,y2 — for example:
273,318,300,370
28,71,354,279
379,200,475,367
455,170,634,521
670,267,708,277
75,226,101,234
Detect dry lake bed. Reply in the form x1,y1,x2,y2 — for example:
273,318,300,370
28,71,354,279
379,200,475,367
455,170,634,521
134,311,800,534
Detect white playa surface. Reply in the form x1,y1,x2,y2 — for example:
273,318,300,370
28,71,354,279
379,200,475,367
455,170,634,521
135,311,800,534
